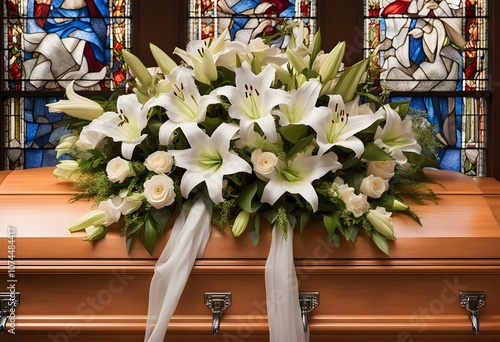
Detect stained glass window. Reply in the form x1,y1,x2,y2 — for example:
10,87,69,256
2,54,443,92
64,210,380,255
188,0,317,48
2,0,132,169
364,0,489,176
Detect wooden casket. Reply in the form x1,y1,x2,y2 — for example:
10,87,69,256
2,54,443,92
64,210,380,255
1,167,500,341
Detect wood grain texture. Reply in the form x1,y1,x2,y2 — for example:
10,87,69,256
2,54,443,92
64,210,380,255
1,168,500,340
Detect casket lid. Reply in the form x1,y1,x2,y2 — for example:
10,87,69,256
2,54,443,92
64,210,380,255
1,167,499,260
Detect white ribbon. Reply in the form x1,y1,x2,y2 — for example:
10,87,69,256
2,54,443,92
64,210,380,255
265,223,309,342
144,197,211,342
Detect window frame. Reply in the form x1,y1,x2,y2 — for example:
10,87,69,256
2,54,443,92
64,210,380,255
1,0,499,179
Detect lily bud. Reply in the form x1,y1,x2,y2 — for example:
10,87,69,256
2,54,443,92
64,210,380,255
122,49,153,89
83,225,107,241
191,49,218,84
367,207,395,239
53,160,79,180
286,48,308,74
46,81,104,121
318,41,345,83
120,192,145,215
150,43,177,76
332,58,369,102
393,199,409,211
68,210,107,232
232,211,250,237
272,64,292,85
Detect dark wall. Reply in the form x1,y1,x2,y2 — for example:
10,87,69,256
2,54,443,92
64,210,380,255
131,0,188,66
131,0,365,67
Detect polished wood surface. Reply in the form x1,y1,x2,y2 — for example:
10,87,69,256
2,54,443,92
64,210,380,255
1,167,500,340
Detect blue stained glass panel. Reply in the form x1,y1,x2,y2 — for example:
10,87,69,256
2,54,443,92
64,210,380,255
364,0,489,176
389,96,486,176
4,96,70,169
189,0,317,47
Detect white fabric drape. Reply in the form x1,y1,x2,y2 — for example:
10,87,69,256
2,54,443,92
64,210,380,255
265,223,309,342
144,197,211,342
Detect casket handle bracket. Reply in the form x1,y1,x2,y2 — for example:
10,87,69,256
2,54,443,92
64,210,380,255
460,291,485,334
0,292,20,334
205,292,231,336
299,291,319,333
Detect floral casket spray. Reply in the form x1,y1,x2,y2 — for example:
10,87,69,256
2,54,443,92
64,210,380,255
48,22,439,341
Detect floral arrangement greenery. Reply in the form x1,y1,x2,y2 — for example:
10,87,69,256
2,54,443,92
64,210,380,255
49,21,439,256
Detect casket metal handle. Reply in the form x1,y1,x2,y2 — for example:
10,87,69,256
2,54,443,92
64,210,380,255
205,292,231,335
460,291,485,334
299,292,319,333
0,292,20,334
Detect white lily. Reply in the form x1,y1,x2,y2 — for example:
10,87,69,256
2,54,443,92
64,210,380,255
274,78,330,126
46,81,103,121
82,94,148,159
75,127,107,151
145,66,220,145
167,123,252,204
261,150,342,212
373,104,422,164
174,29,230,83
311,95,382,157
214,62,290,143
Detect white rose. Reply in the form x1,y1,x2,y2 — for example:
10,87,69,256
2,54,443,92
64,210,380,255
106,157,135,183
144,151,174,174
251,149,278,180
143,174,176,209
339,187,370,218
360,175,389,199
366,160,396,180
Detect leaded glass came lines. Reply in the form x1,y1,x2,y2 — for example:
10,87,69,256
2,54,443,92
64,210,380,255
1,0,132,169
364,0,489,176
188,0,317,48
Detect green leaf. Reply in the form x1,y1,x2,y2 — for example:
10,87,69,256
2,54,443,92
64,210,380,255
405,152,441,169
143,218,158,255
237,183,261,213
331,233,340,248
216,66,236,85
279,124,309,144
286,134,314,160
389,100,411,118
249,216,261,246
361,143,394,161
301,68,320,81
123,218,145,236
358,91,385,108
344,227,359,242
342,172,365,193
150,207,172,235
371,230,390,255
323,213,340,241
126,232,139,254
262,209,279,225
299,211,311,234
